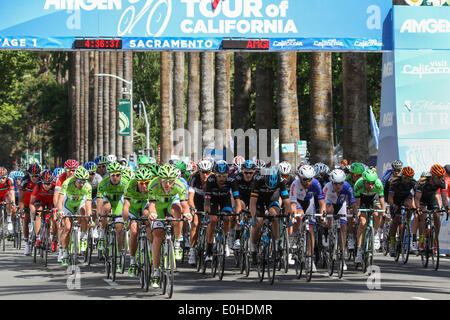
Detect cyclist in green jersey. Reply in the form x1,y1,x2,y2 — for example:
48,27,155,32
138,155,152,169
122,167,153,276
345,162,365,250
97,162,128,271
57,167,92,266
121,167,135,186
146,164,192,288
354,169,386,263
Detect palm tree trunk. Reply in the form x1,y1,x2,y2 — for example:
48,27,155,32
277,52,300,165
97,52,104,157
109,52,117,157
68,52,75,158
123,51,133,158
233,52,251,130
200,52,214,154
173,52,185,157
80,52,85,163
160,52,172,163
116,52,124,158
214,52,230,156
90,51,98,160
342,53,369,163
75,51,81,161
187,52,200,161
310,52,334,166
84,52,90,164
103,51,110,155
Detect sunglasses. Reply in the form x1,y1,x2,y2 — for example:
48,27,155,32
160,178,175,183
393,170,401,173
243,171,254,175
66,169,75,173
43,182,52,185
89,172,96,175
137,180,150,185
200,171,211,174
110,173,122,177
216,174,228,178
98,165,106,168
302,178,312,182
333,182,344,186
366,181,376,186
76,179,86,185
433,175,444,179
32,175,40,178
0,176,6,179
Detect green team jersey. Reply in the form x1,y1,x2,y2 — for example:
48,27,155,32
345,174,356,188
60,177,92,209
148,177,188,202
353,178,384,198
123,179,151,216
97,177,127,206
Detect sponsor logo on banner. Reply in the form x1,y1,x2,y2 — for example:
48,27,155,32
44,0,123,10
400,18,450,33
271,38,304,49
382,112,394,127
405,0,424,5
402,60,450,78
313,39,344,48
126,37,220,49
354,39,382,48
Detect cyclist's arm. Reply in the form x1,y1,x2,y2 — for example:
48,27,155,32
388,191,395,210
57,192,64,213
53,189,60,210
414,190,422,210
249,196,257,219
188,190,196,210
147,200,157,219
439,189,448,208
122,199,130,221
379,196,386,212
29,195,37,214
85,199,92,216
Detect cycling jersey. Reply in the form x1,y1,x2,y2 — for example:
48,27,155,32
31,181,55,208
388,177,417,208
123,179,151,218
233,172,258,207
323,181,355,223
317,174,330,189
205,175,239,214
252,174,289,217
345,174,357,188
149,177,188,219
20,177,37,207
415,176,446,209
59,177,92,216
55,172,68,191
353,177,384,208
381,169,393,186
188,172,207,210
290,178,324,225
0,177,14,200
97,177,127,216
88,172,103,200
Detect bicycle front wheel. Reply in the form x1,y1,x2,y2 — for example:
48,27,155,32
337,229,345,279
143,238,150,292
401,223,410,265
266,231,277,285
256,238,266,282
282,226,290,274
362,227,374,274
431,227,439,271
166,240,175,298
327,236,335,277
217,233,226,281
111,232,117,282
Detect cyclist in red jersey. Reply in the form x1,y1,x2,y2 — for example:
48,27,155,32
19,164,41,256
30,170,56,250
54,159,79,262
0,167,16,238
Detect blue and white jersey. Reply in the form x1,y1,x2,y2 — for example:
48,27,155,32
381,169,393,186
323,181,356,206
289,178,324,203
180,177,189,193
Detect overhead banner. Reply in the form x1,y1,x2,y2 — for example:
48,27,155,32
0,0,392,50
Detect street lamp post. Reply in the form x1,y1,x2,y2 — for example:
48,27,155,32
94,73,134,155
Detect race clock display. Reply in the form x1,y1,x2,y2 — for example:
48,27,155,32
74,39,122,49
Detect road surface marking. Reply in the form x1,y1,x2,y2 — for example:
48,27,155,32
103,279,119,287
412,297,430,300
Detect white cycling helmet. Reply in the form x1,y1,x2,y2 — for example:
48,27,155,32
233,156,245,168
198,159,213,172
297,165,315,180
313,162,330,176
107,154,117,163
254,159,266,169
330,169,346,184
174,168,182,179
185,160,193,171
278,161,292,175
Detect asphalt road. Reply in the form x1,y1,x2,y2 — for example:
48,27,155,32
0,240,449,301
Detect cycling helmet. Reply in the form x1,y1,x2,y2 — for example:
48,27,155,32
94,156,101,165
135,167,152,181
445,164,450,175
297,165,315,180
148,163,160,177
264,167,279,189
138,155,151,166
242,160,255,170
430,164,445,177
84,161,97,173
391,160,403,171
97,155,108,165
185,161,193,172
107,161,123,174
421,171,431,178
0,167,8,176
175,160,187,172
362,169,378,183
74,167,89,180
64,159,79,170
214,160,228,174
28,164,41,175
12,171,25,180
122,167,135,182
254,159,266,170
118,158,128,165
53,168,64,178
41,170,54,183
350,162,365,175
313,163,330,176
278,161,292,175
189,160,197,171
401,166,415,178
158,164,178,179
330,169,346,184
174,168,182,179
233,156,245,168
198,159,213,172
107,154,117,163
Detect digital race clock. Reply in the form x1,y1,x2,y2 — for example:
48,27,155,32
74,39,122,49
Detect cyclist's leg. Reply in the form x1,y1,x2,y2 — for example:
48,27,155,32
337,203,348,249
111,201,125,254
268,204,281,241
304,201,316,255
169,198,183,239
151,206,167,269
34,201,43,238
389,208,400,249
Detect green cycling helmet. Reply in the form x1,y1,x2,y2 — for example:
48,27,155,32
122,167,135,182
148,163,160,177
351,162,365,175
138,155,151,166
107,161,123,174
158,163,178,179
135,167,152,181
74,167,89,180
362,169,378,183
175,160,186,172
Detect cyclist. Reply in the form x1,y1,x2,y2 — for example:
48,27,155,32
107,154,117,163
250,166,290,266
97,162,128,271
19,164,41,256
278,161,296,190
84,162,103,202
147,164,192,288
314,162,331,188
174,160,191,182
387,166,418,256
254,159,266,174
204,160,241,262
346,162,365,188
57,167,92,266
138,155,152,169
96,156,109,178
121,167,135,185
187,158,213,266
0,167,16,240
118,158,128,168
354,169,386,264
53,168,65,181
289,165,325,271
29,170,56,250
382,160,403,196
122,167,152,277
414,164,449,252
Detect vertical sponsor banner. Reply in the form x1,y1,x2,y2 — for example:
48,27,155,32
118,99,131,136
377,51,399,176
395,49,450,179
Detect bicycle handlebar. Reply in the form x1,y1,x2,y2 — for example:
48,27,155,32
358,209,386,213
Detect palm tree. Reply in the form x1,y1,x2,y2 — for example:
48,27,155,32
214,52,231,157
342,53,369,162
103,51,110,156
109,52,117,157
160,52,172,163
89,51,98,160
200,52,215,155
83,51,90,164
310,52,334,166
80,52,85,162
116,51,124,158
123,51,133,157
277,52,300,166
187,52,200,161
173,52,185,157
97,52,104,157
74,51,81,161
233,52,251,131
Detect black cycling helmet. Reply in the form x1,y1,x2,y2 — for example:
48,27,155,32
445,164,450,175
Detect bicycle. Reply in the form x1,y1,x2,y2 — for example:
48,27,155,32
382,211,391,256
357,208,385,274
277,210,290,274
314,218,328,270
154,217,186,299
325,212,352,279
1,202,15,252
179,218,190,265
393,206,412,264
129,216,151,292
102,214,126,282
256,213,288,285
194,211,208,274
66,214,90,274
237,210,252,277
420,208,445,271
13,208,22,250
293,212,323,282
35,209,52,267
